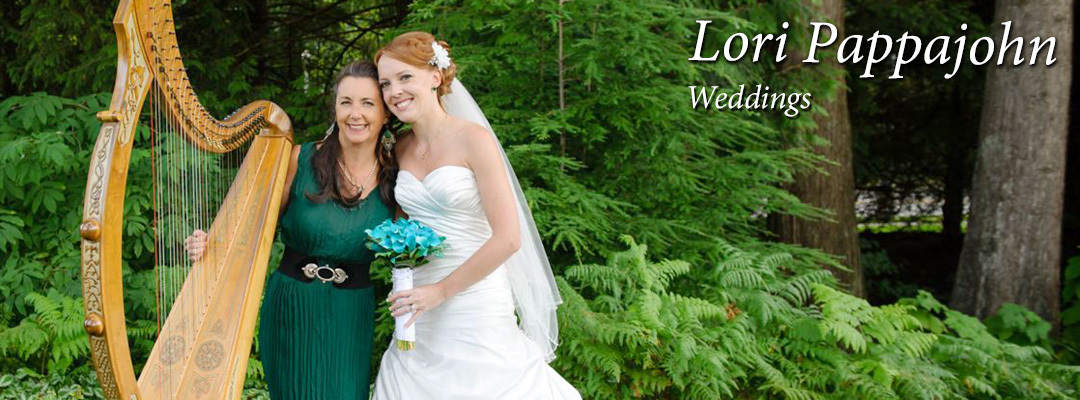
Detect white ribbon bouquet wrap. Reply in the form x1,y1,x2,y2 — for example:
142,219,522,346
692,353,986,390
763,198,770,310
365,218,447,350
391,267,415,348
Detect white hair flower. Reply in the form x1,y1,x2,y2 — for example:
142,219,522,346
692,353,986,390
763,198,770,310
429,41,451,70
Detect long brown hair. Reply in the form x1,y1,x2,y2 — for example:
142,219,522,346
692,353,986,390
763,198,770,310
306,60,399,209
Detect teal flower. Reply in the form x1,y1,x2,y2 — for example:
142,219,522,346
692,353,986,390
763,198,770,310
365,218,448,269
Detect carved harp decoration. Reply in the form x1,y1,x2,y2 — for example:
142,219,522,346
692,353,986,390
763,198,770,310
81,0,293,398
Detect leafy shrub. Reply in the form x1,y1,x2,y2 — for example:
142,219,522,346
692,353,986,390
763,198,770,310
555,237,1079,399
1059,255,1080,365
0,93,119,375
0,368,103,400
0,290,87,374
984,303,1053,349
860,238,921,305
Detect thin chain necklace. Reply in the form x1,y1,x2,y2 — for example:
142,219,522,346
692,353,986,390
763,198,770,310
339,158,378,197
418,113,450,160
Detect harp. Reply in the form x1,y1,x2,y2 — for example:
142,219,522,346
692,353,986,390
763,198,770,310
79,0,293,398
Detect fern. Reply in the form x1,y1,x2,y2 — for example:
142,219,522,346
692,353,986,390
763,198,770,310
556,237,756,399
556,238,1079,399
0,290,88,374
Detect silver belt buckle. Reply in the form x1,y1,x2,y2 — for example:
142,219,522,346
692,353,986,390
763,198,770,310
302,263,349,284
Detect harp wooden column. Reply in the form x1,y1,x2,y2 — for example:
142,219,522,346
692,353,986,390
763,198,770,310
80,0,293,399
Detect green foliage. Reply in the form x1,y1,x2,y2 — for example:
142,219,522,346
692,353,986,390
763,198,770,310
1062,255,1080,327
0,368,103,400
860,238,920,304
555,237,758,399
0,91,169,376
1058,255,1080,364
0,366,267,399
1,1,1076,399
0,93,113,375
556,238,1078,399
0,290,88,374
0,0,117,97
901,292,1078,399
399,0,825,266
859,216,954,234
984,304,1053,349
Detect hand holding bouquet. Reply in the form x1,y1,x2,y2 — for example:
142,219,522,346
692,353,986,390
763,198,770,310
366,218,447,350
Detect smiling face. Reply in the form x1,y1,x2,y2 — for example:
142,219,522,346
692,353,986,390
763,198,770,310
377,56,442,124
335,76,387,146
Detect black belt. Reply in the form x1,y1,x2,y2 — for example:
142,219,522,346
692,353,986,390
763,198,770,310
277,247,372,289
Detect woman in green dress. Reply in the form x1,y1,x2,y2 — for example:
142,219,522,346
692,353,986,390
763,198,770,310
186,60,396,399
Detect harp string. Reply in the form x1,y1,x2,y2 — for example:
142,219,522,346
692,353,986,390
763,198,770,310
151,81,162,345
151,81,254,398
169,61,178,397
180,44,189,373
145,1,261,395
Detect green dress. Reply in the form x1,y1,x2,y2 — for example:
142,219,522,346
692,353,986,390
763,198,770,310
259,142,392,400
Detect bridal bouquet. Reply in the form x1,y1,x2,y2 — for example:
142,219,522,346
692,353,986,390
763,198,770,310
365,218,447,350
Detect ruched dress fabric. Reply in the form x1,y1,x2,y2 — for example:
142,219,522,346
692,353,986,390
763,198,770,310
372,165,580,400
259,142,393,400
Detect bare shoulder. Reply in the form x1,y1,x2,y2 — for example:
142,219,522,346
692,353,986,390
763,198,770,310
455,118,497,151
291,143,302,160
288,142,304,171
280,142,304,212
284,143,302,181
449,119,502,170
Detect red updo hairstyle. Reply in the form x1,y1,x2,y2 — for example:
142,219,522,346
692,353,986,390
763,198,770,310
375,31,457,97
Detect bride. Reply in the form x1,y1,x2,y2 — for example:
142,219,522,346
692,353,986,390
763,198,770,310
371,32,580,399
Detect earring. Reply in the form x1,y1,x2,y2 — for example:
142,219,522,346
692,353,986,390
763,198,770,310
431,87,437,92
381,126,396,153
323,123,335,141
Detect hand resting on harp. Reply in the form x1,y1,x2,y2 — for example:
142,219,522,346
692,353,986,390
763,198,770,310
184,229,208,262
183,144,300,264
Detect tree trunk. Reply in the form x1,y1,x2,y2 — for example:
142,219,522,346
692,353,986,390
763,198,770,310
772,0,864,297
951,0,1072,325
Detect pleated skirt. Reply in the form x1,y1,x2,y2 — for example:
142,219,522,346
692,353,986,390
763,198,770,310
259,270,375,400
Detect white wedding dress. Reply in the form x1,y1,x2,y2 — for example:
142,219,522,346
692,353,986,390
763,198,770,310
372,165,581,400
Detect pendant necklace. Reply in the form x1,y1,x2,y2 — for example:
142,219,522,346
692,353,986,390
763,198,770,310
418,113,450,160
340,158,378,198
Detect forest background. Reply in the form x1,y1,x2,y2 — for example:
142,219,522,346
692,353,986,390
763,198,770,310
1,0,1080,398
